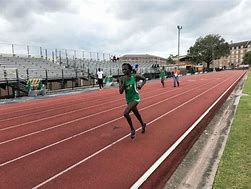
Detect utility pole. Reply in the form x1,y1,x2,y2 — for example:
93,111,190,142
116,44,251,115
177,25,182,61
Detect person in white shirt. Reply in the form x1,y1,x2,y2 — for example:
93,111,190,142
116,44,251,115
97,68,104,89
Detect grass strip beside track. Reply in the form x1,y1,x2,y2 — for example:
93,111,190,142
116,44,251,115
213,71,251,189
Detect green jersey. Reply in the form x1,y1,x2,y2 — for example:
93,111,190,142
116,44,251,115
160,70,166,78
124,74,140,104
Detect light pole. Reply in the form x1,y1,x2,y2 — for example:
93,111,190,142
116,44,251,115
177,25,182,61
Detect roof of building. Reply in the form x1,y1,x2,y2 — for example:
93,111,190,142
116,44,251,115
229,40,250,48
121,54,166,59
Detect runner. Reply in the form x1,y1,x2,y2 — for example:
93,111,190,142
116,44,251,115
119,63,147,139
160,67,166,87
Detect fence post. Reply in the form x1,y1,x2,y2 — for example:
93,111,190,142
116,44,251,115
72,77,74,90
45,49,48,60
26,68,29,80
45,69,48,89
61,69,64,89
65,49,68,67
40,47,43,58
27,45,30,58
52,51,54,63
59,50,62,65
12,44,15,57
6,80,10,97
16,69,20,97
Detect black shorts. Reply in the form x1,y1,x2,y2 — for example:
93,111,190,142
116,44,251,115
98,78,103,85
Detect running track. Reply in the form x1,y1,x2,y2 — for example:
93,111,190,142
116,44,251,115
0,70,246,189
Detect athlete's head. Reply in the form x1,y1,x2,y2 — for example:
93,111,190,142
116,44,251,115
122,63,132,75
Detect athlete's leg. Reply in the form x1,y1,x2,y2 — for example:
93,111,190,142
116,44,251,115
98,79,102,89
173,77,176,87
132,104,146,133
161,78,164,87
124,101,138,138
177,77,179,87
101,79,104,88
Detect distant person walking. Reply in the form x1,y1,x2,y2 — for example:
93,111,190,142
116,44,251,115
159,67,166,87
119,63,147,139
173,67,180,87
97,68,104,89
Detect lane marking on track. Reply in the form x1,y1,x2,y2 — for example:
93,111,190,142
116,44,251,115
0,90,121,122
0,80,186,130
0,89,117,114
0,74,219,121
0,76,221,131
0,78,221,165
130,72,245,189
22,74,241,189
0,80,168,115
0,94,122,123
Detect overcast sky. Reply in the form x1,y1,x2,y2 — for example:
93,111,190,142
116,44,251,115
0,0,250,58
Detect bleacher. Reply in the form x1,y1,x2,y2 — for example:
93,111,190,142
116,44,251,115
0,50,160,99
0,55,82,81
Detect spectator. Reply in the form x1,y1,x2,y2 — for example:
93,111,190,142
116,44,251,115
97,68,104,89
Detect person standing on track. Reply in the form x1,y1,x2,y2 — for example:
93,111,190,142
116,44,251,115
119,63,147,139
160,67,166,87
173,67,180,87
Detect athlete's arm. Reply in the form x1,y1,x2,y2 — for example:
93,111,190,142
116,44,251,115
136,74,146,90
119,76,125,94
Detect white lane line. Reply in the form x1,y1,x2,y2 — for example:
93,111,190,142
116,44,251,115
0,76,218,132
0,81,179,131
32,75,238,189
0,90,115,115
0,83,163,118
130,72,245,189
0,74,214,124
0,79,216,165
0,98,123,131
0,93,122,123
0,85,155,122
0,80,207,144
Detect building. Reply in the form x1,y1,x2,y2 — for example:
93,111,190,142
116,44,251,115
214,40,251,68
119,54,167,66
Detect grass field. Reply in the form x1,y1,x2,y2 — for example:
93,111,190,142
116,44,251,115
213,71,251,189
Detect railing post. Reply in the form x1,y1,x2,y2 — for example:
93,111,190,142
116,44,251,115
72,77,74,90
26,68,29,80
40,47,43,58
52,51,54,63
45,49,48,60
6,80,10,97
45,69,48,89
16,69,20,97
12,44,15,57
59,50,62,65
27,45,30,58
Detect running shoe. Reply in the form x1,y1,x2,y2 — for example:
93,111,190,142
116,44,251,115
131,129,136,139
141,123,146,133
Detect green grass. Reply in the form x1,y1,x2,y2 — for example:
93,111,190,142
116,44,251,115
213,71,251,189
243,72,251,95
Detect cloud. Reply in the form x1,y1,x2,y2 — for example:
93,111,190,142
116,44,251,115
0,0,250,58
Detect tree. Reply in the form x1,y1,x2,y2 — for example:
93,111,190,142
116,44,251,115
243,51,251,65
166,54,175,65
189,34,230,69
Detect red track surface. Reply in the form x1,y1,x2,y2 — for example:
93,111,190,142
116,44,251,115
0,70,245,189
